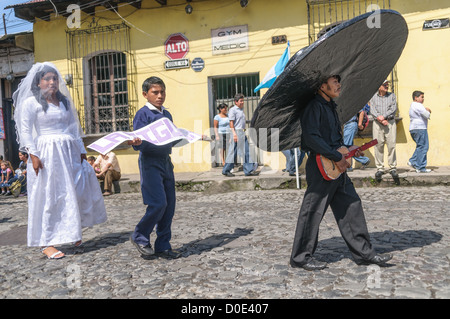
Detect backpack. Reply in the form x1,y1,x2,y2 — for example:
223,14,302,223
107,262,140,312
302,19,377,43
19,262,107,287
10,179,24,197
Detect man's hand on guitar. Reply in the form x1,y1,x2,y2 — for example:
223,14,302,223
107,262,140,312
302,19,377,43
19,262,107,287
316,139,377,180
349,145,364,158
336,154,351,173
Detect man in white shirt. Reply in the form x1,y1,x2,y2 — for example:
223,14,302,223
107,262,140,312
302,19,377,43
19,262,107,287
95,151,121,196
408,90,432,173
222,94,258,177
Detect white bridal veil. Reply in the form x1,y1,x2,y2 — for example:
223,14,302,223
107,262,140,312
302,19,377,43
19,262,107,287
12,62,84,154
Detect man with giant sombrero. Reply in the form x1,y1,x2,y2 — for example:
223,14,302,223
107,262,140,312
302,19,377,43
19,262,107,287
251,10,408,270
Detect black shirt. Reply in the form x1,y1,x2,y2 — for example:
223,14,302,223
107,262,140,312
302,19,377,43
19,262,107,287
300,94,344,162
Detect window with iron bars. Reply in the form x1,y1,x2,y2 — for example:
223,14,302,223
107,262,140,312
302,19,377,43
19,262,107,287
87,51,130,134
211,74,260,125
66,23,138,136
306,0,391,44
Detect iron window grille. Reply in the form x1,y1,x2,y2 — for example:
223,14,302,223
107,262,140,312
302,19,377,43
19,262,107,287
66,22,138,135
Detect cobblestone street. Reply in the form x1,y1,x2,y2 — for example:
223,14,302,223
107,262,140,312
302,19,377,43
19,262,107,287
0,186,449,300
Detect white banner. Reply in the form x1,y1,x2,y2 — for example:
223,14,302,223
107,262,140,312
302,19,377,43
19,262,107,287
87,117,203,155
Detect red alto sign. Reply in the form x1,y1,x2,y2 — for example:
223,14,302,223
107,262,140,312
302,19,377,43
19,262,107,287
164,33,189,60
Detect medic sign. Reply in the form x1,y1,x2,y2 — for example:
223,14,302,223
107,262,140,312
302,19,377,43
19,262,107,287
165,33,189,60
211,25,249,55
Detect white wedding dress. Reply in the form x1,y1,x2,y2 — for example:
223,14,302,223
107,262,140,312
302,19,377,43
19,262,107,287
22,97,107,247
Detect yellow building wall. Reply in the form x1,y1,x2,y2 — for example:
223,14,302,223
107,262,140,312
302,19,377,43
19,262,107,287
32,0,450,174
389,0,450,168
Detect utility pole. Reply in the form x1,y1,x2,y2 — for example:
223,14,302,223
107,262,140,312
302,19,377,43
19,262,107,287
2,13,7,35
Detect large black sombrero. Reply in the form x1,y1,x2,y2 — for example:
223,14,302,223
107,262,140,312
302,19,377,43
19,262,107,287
250,10,408,151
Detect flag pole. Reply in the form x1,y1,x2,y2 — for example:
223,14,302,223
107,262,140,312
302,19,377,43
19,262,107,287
295,149,299,189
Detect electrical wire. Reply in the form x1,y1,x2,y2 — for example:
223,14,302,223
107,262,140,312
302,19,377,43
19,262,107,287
48,0,59,17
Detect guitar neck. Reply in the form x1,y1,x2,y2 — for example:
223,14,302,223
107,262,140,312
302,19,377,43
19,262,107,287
344,139,378,159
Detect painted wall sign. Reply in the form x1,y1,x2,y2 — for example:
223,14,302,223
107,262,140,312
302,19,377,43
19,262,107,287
423,18,449,30
272,35,287,45
191,57,205,72
164,58,190,70
165,33,189,60
211,25,249,55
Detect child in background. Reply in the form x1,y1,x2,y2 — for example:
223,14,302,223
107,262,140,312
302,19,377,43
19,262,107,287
0,161,14,196
408,90,432,173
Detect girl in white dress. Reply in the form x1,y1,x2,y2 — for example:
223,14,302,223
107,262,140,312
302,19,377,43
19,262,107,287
13,62,107,259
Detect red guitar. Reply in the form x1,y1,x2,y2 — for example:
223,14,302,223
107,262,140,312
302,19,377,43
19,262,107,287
316,139,378,181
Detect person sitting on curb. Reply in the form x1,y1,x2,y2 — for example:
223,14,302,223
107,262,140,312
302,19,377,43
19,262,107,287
95,151,121,196
0,160,14,196
87,155,101,173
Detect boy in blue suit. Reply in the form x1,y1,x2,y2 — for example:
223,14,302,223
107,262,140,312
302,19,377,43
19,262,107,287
130,76,180,259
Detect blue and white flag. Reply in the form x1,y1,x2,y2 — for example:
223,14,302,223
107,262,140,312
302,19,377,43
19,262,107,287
254,41,290,93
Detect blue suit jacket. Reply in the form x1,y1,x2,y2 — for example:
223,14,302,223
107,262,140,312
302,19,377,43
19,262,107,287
132,106,175,205
132,106,174,157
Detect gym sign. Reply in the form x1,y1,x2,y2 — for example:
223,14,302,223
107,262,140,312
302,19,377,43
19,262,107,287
211,25,249,55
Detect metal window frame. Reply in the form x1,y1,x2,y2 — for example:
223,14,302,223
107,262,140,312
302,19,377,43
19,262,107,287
86,51,129,134
210,73,260,125
306,0,391,45
66,22,138,135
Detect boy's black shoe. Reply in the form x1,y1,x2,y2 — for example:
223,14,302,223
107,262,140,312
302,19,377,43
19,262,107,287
130,236,154,256
155,249,182,259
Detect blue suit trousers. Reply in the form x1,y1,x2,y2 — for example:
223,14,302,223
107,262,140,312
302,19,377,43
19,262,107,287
131,155,176,252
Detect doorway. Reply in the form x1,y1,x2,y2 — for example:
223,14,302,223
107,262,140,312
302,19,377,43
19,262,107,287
1,76,23,169
209,73,261,167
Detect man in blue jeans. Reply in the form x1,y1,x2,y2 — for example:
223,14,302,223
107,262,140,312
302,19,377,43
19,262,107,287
222,94,259,177
282,148,306,176
408,90,432,173
342,104,371,171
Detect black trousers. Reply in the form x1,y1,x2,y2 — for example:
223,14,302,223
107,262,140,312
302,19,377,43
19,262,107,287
290,156,376,265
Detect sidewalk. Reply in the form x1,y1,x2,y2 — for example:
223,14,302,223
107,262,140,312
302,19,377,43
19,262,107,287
118,165,450,194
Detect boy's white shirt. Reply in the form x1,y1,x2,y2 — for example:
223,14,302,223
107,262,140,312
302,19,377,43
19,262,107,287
145,101,166,114
409,101,430,131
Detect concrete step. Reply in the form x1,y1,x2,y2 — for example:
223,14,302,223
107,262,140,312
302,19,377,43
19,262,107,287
115,166,450,194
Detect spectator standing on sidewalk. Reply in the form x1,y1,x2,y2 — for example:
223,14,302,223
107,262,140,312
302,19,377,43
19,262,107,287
369,80,398,181
222,94,259,177
214,103,230,166
408,90,432,173
282,148,306,176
